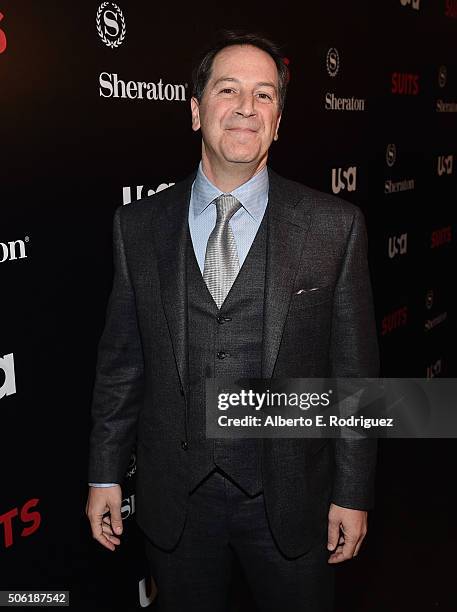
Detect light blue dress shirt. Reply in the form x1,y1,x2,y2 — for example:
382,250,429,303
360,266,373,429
189,161,269,272
89,162,269,487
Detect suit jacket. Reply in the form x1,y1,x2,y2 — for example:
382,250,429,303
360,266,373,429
88,167,380,558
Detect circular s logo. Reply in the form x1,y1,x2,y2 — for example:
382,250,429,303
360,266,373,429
0,12,7,54
438,65,447,89
425,289,434,310
386,144,397,168
96,2,126,49
326,48,340,78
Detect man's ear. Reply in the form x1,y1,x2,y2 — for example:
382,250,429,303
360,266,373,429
190,97,201,132
274,113,282,141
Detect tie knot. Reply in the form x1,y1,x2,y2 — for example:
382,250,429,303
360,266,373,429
215,194,241,222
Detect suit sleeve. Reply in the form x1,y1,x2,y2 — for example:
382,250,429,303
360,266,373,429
330,207,380,510
88,206,144,484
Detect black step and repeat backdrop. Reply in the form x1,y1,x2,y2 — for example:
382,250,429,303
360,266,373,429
1,1,456,610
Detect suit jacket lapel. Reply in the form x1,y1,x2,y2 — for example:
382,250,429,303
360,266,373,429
262,168,313,379
151,172,196,396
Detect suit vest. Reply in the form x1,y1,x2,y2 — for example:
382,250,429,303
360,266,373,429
186,207,268,495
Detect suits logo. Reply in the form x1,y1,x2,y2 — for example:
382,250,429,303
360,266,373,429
326,48,340,78
0,353,16,400
391,72,419,95
331,166,357,194
437,155,453,176
0,499,41,549
386,144,397,168
388,233,408,259
96,2,126,49
381,307,408,335
400,0,420,10
0,12,7,54
431,226,452,248
438,65,447,88
122,182,175,205
445,0,457,18
0,237,29,263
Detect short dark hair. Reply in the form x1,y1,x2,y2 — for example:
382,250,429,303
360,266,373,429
192,30,288,113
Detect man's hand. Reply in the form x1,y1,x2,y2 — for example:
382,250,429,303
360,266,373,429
327,503,367,564
85,485,123,551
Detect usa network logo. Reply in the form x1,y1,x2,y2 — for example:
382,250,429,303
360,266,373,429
0,353,16,400
0,11,7,54
400,0,420,10
437,155,453,176
331,166,357,194
123,182,175,205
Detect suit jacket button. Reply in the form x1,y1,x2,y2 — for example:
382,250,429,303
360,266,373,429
181,441,188,450
217,351,228,359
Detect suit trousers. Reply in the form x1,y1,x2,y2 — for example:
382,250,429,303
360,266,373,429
143,468,334,612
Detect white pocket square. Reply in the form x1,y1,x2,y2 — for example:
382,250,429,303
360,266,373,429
294,287,320,295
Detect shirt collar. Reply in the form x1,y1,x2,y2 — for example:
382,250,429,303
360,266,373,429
191,161,269,221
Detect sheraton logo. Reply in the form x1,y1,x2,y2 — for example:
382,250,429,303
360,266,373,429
438,66,447,88
0,237,29,263
99,72,187,101
386,144,397,168
96,2,126,49
384,146,415,195
326,48,340,78
324,47,366,111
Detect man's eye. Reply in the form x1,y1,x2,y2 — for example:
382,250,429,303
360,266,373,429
219,88,235,94
257,93,272,100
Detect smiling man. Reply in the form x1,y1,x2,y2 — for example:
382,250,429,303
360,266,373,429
86,31,379,612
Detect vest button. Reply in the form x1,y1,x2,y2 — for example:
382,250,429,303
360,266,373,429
216,315,232,324
217,351,228,359
181,440,188,450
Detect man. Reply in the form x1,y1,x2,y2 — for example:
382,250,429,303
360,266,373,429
86,32,379,612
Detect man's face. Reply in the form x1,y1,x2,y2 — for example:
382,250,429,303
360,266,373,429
191,44,282,169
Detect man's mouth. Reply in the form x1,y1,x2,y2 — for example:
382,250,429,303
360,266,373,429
226,127,258,133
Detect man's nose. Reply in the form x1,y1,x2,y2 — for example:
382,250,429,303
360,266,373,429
234,93,256,117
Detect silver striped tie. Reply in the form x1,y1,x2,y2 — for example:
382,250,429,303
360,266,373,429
203,194,242,309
